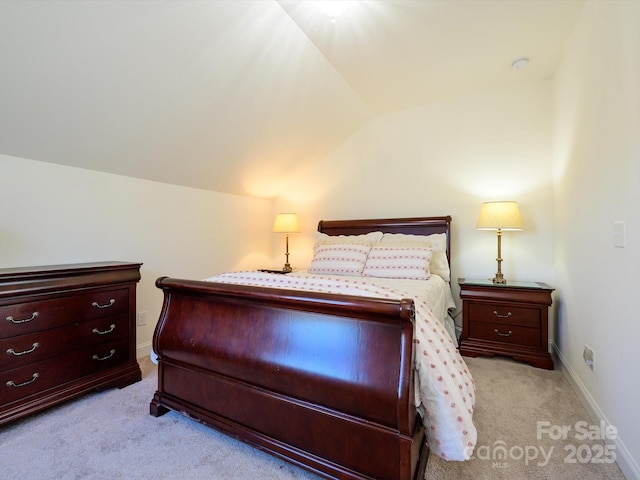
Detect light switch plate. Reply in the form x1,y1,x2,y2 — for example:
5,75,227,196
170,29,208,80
613,221,626,248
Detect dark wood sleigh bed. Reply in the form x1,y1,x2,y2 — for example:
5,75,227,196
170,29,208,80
150,216,452,480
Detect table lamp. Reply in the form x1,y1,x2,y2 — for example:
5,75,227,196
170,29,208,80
273,213,300,272
476,201,523,284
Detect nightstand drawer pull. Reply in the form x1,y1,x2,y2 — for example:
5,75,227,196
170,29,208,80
92,299,115,309
6,312,39,324
92,324,116,335
6,373,39,388
93,349,116,361
494,329,513,337
6,342,40,356
493,310,512,319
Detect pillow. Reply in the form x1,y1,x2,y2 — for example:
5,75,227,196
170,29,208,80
380,233,450,282
313,231,383,252
362,246,432,280
309,243,372,276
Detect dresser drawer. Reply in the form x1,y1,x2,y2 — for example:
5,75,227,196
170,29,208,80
1,314,129,370
468,321,541,347
467,302,540,328
78,289,130,321
1,339,130,406
0,288,129,339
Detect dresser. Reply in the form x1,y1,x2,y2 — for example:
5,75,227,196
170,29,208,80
458,278,554,369
0,262,142,425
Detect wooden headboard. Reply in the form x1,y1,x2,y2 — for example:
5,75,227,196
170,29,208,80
317,216,452,265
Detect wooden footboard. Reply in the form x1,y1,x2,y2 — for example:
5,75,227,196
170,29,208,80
150,277,428,480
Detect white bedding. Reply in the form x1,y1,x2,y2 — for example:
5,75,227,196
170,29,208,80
205,270,477,461
292,271,458,347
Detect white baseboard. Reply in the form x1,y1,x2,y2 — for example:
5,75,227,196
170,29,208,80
136,341,152,361
552,342,639,480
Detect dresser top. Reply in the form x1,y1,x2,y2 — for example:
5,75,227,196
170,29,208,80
0,262,142,298
0,261,142,278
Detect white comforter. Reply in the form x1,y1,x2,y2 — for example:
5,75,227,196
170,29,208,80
205,271,477,461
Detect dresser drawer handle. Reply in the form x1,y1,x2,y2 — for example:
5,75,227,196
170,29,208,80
6,373,39,388
92,324,116,335
494,329,513,337
6,312,39,324
6,342,40,356
93,349,116,361
493,310,512,319
92,299,115,309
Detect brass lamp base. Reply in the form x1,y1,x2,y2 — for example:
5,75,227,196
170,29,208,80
492,229,507,284
492,273,507,284
281,233,293,273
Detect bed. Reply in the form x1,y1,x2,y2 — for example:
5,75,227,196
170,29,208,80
150,216,476,480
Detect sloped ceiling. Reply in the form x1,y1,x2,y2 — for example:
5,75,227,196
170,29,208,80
0,0,582,198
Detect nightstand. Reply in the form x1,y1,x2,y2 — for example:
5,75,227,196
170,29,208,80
458,278,554,369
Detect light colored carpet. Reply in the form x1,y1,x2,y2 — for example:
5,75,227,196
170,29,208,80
0,356,627,480
425,356,626,480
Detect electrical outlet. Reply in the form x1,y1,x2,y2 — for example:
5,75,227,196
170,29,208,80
136,311,147,326
583,345,595,372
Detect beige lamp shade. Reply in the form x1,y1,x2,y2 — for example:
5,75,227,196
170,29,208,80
476,201,523,231
273,213,300,233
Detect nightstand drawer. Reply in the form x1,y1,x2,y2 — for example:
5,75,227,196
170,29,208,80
469,321,541,347
467,303,540,328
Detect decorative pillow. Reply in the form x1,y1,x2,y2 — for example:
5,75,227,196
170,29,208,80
309,243,372,276
313,231,383,253
362,246,432,280
380,233,449,282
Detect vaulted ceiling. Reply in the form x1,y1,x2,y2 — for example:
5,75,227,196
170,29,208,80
0,0,583,198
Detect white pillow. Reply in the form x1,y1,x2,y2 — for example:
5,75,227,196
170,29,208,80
362,246,432,280
309,243,372,276
380,233,450,282
313,231,383,252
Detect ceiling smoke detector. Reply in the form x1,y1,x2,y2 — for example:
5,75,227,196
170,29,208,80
511,57,530,70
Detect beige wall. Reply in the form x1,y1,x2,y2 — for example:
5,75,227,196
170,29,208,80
3,3,637,474
275,81,556,306
553,1,640,478
0,154,272,356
